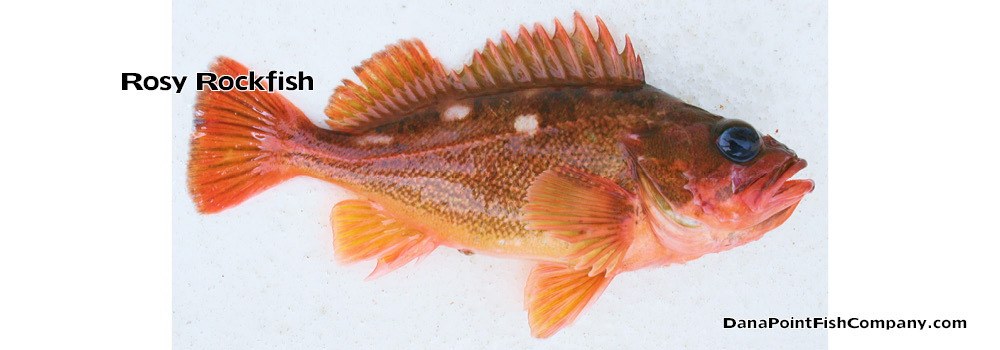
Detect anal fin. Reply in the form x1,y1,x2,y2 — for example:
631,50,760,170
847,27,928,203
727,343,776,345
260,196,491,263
525,262,615,338
331,199,437,280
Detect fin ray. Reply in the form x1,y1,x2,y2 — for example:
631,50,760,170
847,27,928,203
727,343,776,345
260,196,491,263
324,12,645,133
332,199,437,279
187,57,307,214
521,167,637,277
525,262,615,338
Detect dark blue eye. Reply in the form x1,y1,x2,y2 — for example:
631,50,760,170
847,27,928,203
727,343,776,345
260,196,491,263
715,121,761,163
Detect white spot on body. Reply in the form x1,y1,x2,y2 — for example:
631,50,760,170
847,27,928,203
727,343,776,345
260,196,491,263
514,114,539,135
441,103,471,121
357,134,393,145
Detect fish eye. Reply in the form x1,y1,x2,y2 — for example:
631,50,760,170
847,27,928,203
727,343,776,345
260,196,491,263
713,119,761,163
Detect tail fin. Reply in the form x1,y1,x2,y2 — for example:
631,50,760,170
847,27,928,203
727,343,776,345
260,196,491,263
187,57,308,214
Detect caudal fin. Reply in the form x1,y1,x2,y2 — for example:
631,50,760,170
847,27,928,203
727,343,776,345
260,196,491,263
188,57,308,214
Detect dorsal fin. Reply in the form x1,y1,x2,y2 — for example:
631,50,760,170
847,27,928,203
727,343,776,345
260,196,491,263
324,12,645,133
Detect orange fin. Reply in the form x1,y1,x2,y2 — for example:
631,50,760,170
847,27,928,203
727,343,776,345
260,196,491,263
521,167,638,277
331,199,437,280
188,57,308,214
525,262,615,338
324,12,644,133
324,40,450,133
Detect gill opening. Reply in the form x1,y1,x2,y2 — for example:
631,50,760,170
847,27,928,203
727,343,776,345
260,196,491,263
636,167,702,228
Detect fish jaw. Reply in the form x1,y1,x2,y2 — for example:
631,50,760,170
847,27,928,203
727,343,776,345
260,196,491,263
728,158,814,245
740,158,814,215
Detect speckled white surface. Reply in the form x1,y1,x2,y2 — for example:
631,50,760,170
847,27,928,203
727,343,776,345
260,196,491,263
172,0,827,348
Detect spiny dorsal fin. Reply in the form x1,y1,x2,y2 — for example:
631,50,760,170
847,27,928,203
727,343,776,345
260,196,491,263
324,12,645,134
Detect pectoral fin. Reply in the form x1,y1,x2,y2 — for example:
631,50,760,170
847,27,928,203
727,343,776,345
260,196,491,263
524,262,615,338
521,166,638,277
331,199,437,280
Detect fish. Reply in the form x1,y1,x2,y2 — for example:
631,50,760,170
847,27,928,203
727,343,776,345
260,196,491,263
187,12,814,338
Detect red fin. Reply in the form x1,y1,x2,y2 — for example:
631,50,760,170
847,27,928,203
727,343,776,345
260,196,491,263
525,262,615,338
187,57,307,214
521,167,638,277
324,12,645,133
331,199,437,280
324,40,451,133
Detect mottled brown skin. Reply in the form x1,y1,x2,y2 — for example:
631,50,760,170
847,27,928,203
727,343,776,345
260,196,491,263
279,85,719,261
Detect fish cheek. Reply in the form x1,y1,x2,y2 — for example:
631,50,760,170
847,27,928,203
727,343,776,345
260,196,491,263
637,157,694,205
714,183,735,202
626,126,700,205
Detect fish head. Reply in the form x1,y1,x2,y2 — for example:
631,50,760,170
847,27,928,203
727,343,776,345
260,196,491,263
623,107,814,256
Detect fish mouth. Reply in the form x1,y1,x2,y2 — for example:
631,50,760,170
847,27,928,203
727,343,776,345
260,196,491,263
725,157,813,243
745,158,814,219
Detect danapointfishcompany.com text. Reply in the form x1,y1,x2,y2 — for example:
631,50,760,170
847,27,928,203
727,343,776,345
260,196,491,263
723,317,966,330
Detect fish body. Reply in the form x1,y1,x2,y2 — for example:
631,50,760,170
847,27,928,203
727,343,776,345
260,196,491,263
289,86,678,262
188,13,813,338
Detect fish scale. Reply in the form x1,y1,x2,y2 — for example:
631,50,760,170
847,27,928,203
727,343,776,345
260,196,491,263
282,88,669,258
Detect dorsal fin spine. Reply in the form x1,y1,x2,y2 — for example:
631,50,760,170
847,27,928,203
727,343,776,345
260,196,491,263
552,20,583,79
397,76,419,104
431,64,450,92
499,31,530,83
470,51,494,88
413,53,438,98
531,24,565,80
515,26,547,80
596,17,623,78
484,40,514,84
572,13,605,80
324,14,646,133
622,35,636,79
636,55,645,80
458,66,478,90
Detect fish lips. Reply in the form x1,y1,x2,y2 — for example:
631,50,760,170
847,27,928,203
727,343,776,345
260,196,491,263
741,158,814,217
714,157,813,245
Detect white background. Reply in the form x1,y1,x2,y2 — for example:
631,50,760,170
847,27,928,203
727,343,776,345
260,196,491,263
1,0,997,349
